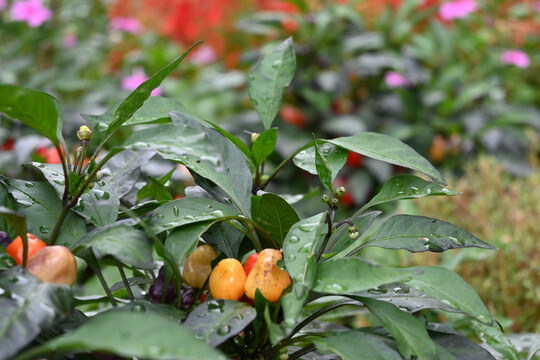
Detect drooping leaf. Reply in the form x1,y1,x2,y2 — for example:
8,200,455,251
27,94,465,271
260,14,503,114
1,178,86,247
107,42,201,135
165,222,212,264
293,143,348,182
359,297,438,360
253,193,300,249
313,330,404,360
0,267,73,360
184,299,256,347
248,37,296,129
313,258,414,294
252,128,278,167
314,139,334,193
357,175,460,214
326,133,447,185
0,182,18,238
149,197,240,234
103,150,155,198
406,266,494,325
283,212,326,297
0,85,64,147
359,215,496,253
13,310,226,360
72,223,153,269
471,321,520,360
428,324,497,360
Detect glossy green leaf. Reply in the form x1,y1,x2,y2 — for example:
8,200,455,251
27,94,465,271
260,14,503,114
137,170,175,202
428,324,497,360
314,139,334,193
406,266,494,325
313,258,414,294
149,197,240,234
13,311,226,360
203,221,246,259
0,206,26,243
184,299,256,347
248,37,296,129
103,150,155,198
359,215,496,253
357,175,460,214
326,133,447,185
72,223,153,269
165,222,211,264
283,212,326,297
471,321,519,360
359,297,438,360
0,182,18,238
82,97,196,132
253,193,300,249
293,143,348,182
1,178,86,247
107,42,201,135
313,330,404,360
252,128,278,167
0,267,73,360
0,85,63,147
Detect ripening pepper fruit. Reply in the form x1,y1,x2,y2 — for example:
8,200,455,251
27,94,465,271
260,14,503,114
209,258,246,301
149,265,195,309
6,233,47,265
244,248,291,303
183,245,219,289
27,245,77,286
243,252,259,276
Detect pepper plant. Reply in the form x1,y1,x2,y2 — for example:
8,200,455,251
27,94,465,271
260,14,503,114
0,39,520,360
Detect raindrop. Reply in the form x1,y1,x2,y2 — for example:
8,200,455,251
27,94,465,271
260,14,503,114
196,313,206,318
147,345,164,357
17,200,34,207
95,123,109,132
235,314,244,321
209,210,224,217
37,164,45,168
288,236,299,244
194,334,204,340
298,243,312,253
101,192,110,200
418,237,430,242
440,299,455,308
130,305,146,312
448,236,463,245
24,182,35,188
287,254,296,261
217,325,231,336
184,215,196,221
155,213,164,220
248,74,255,81
271,60,282,68
53,179,65,185
394,179,403,188
39,225,51,234
173,206,180,217
299,224,316,232
410,186,419,193
430,218,437,223
323,283,347,293
251,99,259,106
476,314,491,324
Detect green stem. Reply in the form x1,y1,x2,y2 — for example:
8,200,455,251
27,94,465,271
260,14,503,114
116,259,135,301
21,233,28,268
323,219,355,255
47,205,71,245
88,249,117,307
259,141,315,191
315,211,332,262
288,344,316,360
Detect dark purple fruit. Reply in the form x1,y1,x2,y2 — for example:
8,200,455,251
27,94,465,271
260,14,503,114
0,232,12,247
180,283,194,310
149,266,177,305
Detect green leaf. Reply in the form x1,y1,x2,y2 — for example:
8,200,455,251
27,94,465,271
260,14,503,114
359,215,496,253
293,143,348,182
149,197,240,234
358,175,460,214
82,97,196,132
0,267,73,360
0,182,18,238
103,150,155,198
359,297,438,360
72,223,153,269
406,266,494,325
137,170,175,202
0,206,26,243
0,85,63,147
252,128,278,167
1,178,86,247
313,258,414,294
184,299,256,347
314,139,334,193
13,310,226,360
248,37,296,129
253,193,300,249
313,330,404,360
471,321,519,360
203,221,246,259
107,42,201,135
326,133,447,185
283,212,326,297
428,324,497,360
165,222,211,264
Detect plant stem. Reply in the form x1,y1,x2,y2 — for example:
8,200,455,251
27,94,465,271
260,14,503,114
88,249,117,307
288,344,317,360
315,211,332,262
116,259,135,301
47,205,72,245
323,219,356,255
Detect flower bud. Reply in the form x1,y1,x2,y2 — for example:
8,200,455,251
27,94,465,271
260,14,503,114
251,132,260,143
348,225,359,240
336,186,346,196
331,197,340,207
321,194,330,203
77,125,92,141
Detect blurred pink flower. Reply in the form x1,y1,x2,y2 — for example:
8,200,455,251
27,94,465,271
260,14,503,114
190,45,217,66
384,71,408,88
439,0,477,20
501,50,530,68
535,1,540,13
62,33,78,48
121,70,162,96
0,0,7,11
109,16,143,34
11,0,52,27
